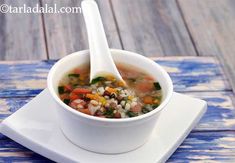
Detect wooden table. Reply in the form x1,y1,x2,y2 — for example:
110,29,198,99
0,0,235,162
0,57,234,162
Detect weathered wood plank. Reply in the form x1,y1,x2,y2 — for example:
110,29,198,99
0,97,31,121
111,0,196,56
1,91,234,130
41,0,121,59
0,135,52,162
0,0,47,60
0,131,234,162
186,91,235,131
0,60,53,97
155,57,231,92
0,57,230,97
177,0,235,92
168,131,235,162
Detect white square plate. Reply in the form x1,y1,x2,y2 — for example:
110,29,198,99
0,89,207,163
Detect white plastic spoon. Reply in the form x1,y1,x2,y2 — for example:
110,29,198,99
81,0,124,83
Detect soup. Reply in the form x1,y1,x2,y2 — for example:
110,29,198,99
58,63,162,118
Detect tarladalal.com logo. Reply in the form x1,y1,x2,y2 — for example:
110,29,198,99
0,3,82,14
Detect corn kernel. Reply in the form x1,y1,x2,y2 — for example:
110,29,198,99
106,75,116,81
117,81,125,87
99,97,106,105
128,96,134,100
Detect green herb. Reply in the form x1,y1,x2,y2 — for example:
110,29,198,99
58,86,64,94
73,84,79,87
128,78,136,82
68,74,80,78
91,77,106,84
152,104,159,108
155,95,162,100
63,99,70,105
153,82,161,90
104,107,115,118
142,107,150,114
126,111,138,117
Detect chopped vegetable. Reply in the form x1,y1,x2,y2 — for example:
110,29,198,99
114,112,121,118
64,85,72,91
142,107,150,114
153,82,161,90
143,96,153,104
128,78,136,82
86,93,99,100
106,87,117,94
104,107,115,118
130,103,142,113
126,111,138,117
136,82,153,92
69,93,80,101
63,99,70,105
58,63,162,118
152,104,159,108
91,77,105,84
68,74,80,78
72,88,91,94
58,86,64,94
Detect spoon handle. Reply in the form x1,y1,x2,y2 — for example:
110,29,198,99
82,0,123,82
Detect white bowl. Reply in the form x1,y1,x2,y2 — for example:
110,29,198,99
47,49,173,154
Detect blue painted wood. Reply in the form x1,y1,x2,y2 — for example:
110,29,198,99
0,60,54,97
0,131,234,162
186,91,235,131
0,57,234,162
156,57,231,91
168,131,235,162
0,57,231,97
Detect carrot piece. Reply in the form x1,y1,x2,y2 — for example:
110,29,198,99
78,108,91,115
136,82,153,92
69,93,80,101
106,87,117,93
143,96,153,104
86,94,97,100
72,88,91,94
64,84,72,91
59,94,70,100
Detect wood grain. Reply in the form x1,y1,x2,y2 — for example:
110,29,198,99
168,131,235,162
186,91,235,131
111,0,196,56
0,0,47,60
0,57,230,98
41,0,121,59
177,0,235,92
0,131,234,162
0,57,234,162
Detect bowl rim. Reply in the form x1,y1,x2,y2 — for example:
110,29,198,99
47,49,173,123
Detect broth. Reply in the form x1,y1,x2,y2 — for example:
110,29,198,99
58,63,162,118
